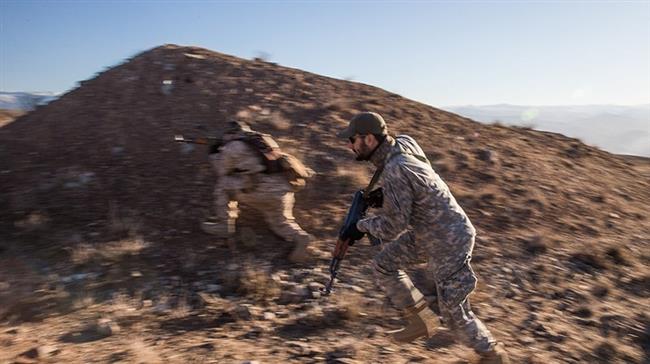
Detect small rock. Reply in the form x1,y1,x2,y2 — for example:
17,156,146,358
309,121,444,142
365,325,382,338
19,347,39,359
518,336,535,345
195,342,214,350
308,282,325,291
96,318,120,336
348,285,365,294
38,345,60,357
235,305,253,321
263,312,277,320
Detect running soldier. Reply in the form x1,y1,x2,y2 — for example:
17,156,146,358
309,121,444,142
202,121,314,263
337,112,510,363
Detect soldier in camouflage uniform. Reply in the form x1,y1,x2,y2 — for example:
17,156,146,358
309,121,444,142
202,121,314,263
338,112,509,364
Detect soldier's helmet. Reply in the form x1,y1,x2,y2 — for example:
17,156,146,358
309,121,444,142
337,111,388,139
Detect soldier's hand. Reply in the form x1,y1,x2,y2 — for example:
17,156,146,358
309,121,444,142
340,223,365,244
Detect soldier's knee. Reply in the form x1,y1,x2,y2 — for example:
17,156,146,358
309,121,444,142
372,259,396,278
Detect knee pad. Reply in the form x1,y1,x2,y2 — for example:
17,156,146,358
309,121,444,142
372,259,395,277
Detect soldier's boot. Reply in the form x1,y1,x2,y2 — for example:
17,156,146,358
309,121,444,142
201,221,231,238
479,342,510,364
389,299,440,343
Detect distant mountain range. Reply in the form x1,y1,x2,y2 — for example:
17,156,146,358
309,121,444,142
1,92,647,157
0,91,58,110
445,104,650,157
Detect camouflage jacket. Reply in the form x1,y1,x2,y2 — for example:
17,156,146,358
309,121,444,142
210,140,269,191
210,138,311,192
357,135,477,279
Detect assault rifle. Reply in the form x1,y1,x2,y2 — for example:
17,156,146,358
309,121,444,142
174,135,223,153
323,188,383,296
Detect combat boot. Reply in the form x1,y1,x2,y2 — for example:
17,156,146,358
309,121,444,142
201,221,230,238
479,342,510,364
388,299,440,343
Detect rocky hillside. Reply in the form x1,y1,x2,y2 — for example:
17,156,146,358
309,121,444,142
0,44,648,364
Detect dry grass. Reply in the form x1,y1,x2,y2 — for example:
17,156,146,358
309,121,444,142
70,237,149,266
13,211,49,231
330,291,365,321
334,164,371,191
108,201,142,237
130,339,163,363
238,262,281,302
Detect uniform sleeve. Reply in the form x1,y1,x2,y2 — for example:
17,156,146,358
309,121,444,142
357,162,413,241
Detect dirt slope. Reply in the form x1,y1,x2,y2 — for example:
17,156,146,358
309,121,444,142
0,44,648,364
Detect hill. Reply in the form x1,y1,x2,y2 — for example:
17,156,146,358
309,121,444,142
1,44,648,363
0,109,24,127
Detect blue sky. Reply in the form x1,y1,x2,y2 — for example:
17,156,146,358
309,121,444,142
1,1,649,107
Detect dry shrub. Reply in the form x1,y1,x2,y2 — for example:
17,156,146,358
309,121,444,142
238,263,281,302
521,235,547,255
330,291,364,321
13,211,49,230
593,341,617,362
324,98,347,112
130,339,162,363
108,202,142,237
605,247,631,266
568,252,607,273
334,165,370,190
591,284,609,298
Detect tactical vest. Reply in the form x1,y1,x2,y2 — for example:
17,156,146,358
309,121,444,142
237,131,312,182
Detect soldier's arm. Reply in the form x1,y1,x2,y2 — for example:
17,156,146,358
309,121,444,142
357,162,413,241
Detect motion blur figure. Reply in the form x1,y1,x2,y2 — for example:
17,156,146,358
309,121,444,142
202,121,314,263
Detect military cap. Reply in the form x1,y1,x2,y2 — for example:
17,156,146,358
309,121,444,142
337,112,388,138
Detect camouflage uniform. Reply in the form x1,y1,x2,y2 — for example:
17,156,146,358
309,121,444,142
357,135,496,353
206,138,312,247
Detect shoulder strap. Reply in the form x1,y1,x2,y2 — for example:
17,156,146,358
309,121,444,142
364,145,429,194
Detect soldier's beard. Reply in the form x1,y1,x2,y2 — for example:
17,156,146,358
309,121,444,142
354,143,373,161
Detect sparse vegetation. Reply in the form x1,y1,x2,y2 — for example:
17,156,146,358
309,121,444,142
0,44,648,364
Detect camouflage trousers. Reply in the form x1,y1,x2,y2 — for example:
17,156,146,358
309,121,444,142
214,174,311,244
373,231,495,353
